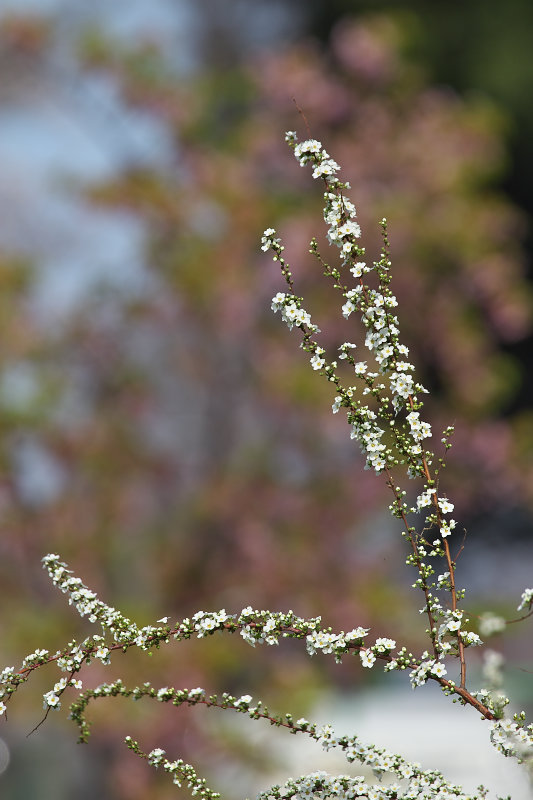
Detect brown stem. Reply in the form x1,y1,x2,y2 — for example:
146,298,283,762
418,449,467,690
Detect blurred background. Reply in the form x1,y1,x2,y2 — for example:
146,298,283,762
0,1,532,797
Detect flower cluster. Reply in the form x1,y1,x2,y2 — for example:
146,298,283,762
262,133,474,685
348,407,388,473
126,738,220,799
262,133,458,558
72,680,487,800
3,131,533,800
260,713,479,800
517,587,533,612
257,771,476,800
291,135,342,185
270,290,316,332
6,550,478,739
305,627,369,660
193,609,231,637
258,130,533,795
43,677,82,710
43,553,141,644
489,716,533,760
409,653,447,688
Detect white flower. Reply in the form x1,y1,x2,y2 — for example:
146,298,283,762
395,360,412,372
438,498,454,514
95,646,110,663
338,342,357,358
430,661,447,678
342,300,356,318
294,139,322,162
271,292,286,311
517,587,533,611
461,631,482,647
409,662,430,688
261,228,281,251
43,691,60,708
440,519,456,538
350,261,366,277
310,354,325,371
360,649,376,668
312,158,340,179
235,694,252,706
337,220,361,239
374,637,396,652
446,619,461,632
345,626,369,640
390,372,414,399
148,748,166,766
294,307,312,326
196,616,218,636
332,396,342,414
376,345,394,364
415,488,435,511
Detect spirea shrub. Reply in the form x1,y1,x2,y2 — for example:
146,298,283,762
1,131,533,799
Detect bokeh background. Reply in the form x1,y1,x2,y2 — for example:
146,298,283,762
0,1,532,797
